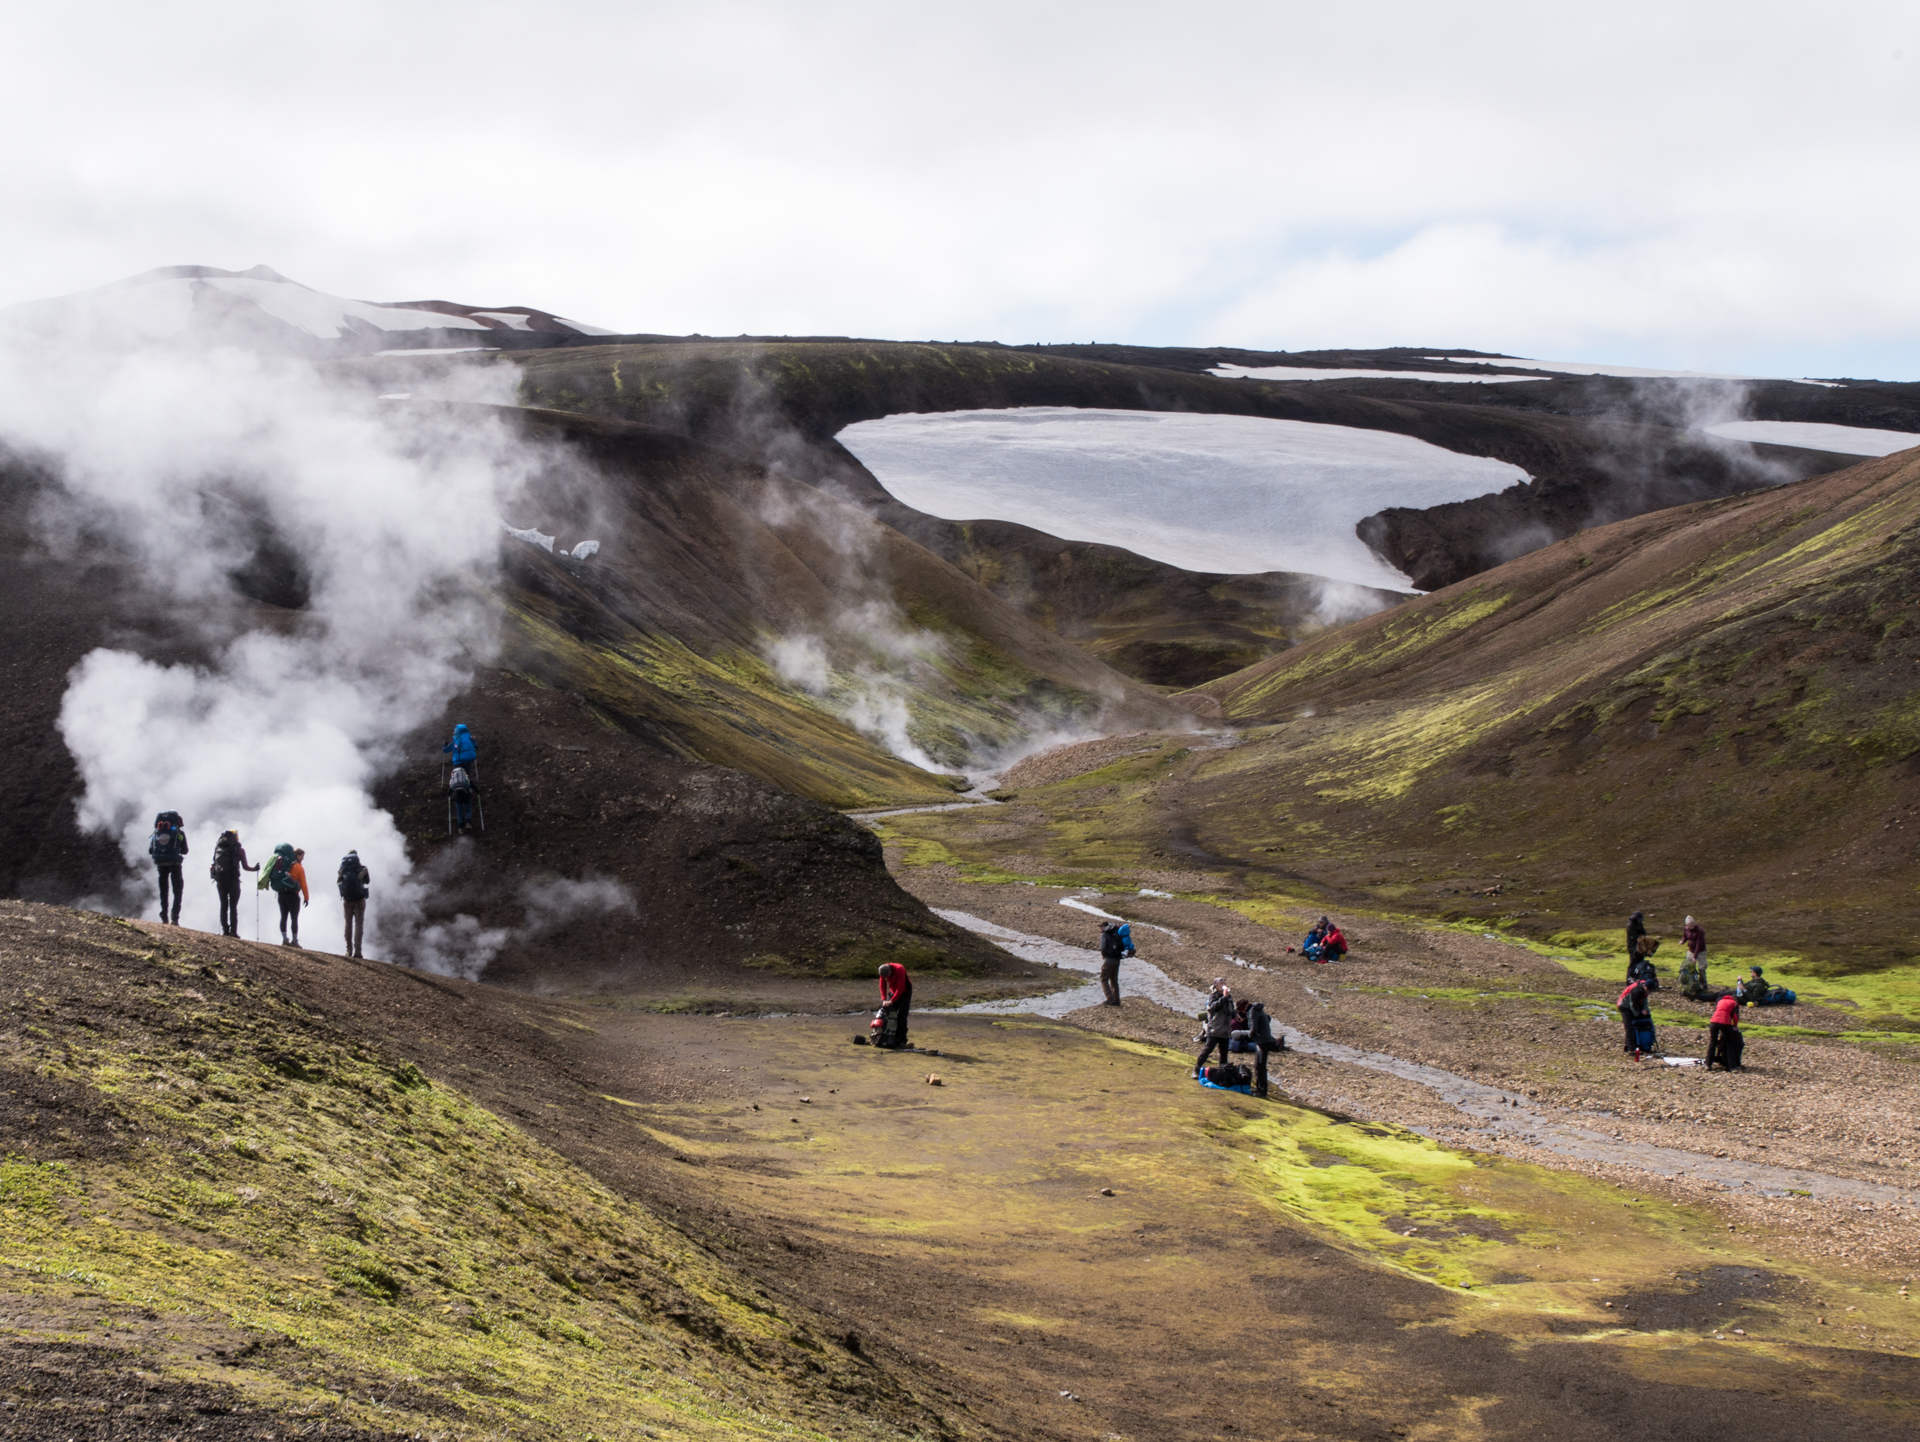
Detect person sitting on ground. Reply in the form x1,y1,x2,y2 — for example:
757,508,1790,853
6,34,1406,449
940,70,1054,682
1194,980,1234,1077
872,962,913,1049
1617,978,1655,1057
1706,993,1744,1071
1227,999,1254,1051
1300,917,1329,953
1305,921,1348,964
1097,921,1126,1007
443,723,479,777
1736,965,1794,1007
208,827,259,937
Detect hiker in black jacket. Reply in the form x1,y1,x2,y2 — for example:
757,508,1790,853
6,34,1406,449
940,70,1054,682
1193,980,1233,1077
149,812,188,925
208,828,259,936
1235,1001,1284,1098
1098,921,1125,1006
337,852,370,959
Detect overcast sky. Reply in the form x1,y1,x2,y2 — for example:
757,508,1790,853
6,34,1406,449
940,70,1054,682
4,2,1917,377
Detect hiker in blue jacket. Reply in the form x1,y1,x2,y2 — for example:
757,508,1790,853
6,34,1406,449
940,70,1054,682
443,724,478,776
148,811,188,924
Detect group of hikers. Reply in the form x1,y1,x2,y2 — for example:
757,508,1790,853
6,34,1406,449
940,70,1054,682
1616,910,1795,1070
140,725,478,956
149,811,371,957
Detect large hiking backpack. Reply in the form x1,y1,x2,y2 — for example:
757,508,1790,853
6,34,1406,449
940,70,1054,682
148,823,184,865
337,854,367,901
210,832,239,880
1203,1064,1253,1088
448,766,474,796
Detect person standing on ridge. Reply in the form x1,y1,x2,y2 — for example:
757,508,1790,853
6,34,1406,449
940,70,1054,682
148,811,188,925
208,828,259,937
263,843,308,947
1098,920,1126,1006
337,850,370,959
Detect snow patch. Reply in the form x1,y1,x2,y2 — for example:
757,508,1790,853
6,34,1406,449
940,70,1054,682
1210,363,1537,384
838,407,1528,590
1426,355,1842,387
1699,420,1920,457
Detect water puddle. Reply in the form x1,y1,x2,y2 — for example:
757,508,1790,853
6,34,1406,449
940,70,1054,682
933,910,1207,1019
935,912,1920,1207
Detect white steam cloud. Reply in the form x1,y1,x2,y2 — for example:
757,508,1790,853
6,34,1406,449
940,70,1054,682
0,332,569,970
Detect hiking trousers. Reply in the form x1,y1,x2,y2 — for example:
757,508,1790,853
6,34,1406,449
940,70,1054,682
343,899,365,957
1707,1022,1743,1070
1099,958,1121,1005
156,865,183,923
1194,1035,1231,1074
215,878,241,935
277,891,301,941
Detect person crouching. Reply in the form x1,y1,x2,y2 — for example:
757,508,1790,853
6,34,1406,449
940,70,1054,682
872,962,913,1049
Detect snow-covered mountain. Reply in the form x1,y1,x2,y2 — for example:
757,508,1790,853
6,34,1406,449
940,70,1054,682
0,265,617,355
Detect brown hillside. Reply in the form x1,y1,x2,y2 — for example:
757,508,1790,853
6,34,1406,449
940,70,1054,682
1173,444,1920,966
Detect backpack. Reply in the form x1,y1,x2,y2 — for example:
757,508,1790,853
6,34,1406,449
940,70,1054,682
210,832,240,880
1203,1064,1252,1088
449,766,473,796
148,825,184,865
262,852,296,893
337,854,367,901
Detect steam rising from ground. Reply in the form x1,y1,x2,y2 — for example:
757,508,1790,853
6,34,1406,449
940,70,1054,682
0,335,601,969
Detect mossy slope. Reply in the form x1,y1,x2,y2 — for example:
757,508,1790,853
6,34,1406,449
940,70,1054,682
0,904,964,1441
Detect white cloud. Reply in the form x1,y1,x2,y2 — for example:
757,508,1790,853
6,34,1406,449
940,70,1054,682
0,3,1916,374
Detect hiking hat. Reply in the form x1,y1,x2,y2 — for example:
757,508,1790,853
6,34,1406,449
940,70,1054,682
1685,915,1695,925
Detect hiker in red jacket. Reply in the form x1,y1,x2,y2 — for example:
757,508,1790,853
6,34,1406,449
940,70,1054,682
872,962,912,1049
1617,979,1655,1057
1706,993,1744,1071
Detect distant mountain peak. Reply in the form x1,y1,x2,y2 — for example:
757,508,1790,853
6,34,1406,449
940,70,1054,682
0,266,617,354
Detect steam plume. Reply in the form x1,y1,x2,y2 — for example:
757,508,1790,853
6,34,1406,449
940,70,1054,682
0,331,558,966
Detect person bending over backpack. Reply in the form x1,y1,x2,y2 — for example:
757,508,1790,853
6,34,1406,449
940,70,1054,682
1706,994,1744,1071
208,828,259,936
337,851,370,959
1617,979,1655,1057
148,812,188,925
872,962,913,1049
